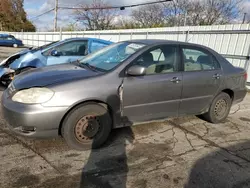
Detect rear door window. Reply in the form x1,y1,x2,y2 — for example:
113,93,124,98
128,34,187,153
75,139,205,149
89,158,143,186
181,47,220,71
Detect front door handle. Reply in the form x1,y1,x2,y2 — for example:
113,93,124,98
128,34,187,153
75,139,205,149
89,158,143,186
170,77,181,83
213,74,221,79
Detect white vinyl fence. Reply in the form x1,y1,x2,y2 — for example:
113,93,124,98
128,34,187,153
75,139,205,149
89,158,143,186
8,24,250,82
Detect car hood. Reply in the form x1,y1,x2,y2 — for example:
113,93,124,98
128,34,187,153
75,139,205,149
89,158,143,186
13,63,101,90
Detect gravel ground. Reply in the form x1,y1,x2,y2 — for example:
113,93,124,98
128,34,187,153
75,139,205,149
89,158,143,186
1,47,250,188
0,46,26,62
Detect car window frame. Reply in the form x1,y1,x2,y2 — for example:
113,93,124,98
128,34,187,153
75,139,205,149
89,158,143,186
125,44,181,77
43,39,88,56
7,36,15,40
1,36,7,41
180,45,221,72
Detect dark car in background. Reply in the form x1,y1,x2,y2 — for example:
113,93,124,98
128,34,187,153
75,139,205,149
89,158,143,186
0,34,23,48
2,40,247,150
0,37,113,85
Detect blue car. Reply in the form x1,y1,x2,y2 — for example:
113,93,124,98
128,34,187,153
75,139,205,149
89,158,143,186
0,37,113,85
0,34,23,47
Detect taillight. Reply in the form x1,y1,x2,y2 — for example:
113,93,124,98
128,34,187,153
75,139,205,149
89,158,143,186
244,72,247,80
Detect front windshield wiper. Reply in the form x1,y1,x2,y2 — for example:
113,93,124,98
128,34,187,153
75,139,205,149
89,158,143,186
70,60,101,72
70,59,81,66
81,62,99,72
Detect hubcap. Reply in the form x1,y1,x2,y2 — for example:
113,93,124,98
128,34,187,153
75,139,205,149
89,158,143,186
74,115,100,143
214,99,227,118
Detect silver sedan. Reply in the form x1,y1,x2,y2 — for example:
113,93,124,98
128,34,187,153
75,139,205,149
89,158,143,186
2,40,247,150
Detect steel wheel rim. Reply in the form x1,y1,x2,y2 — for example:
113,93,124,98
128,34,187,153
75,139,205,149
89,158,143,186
214,99,227,118
74,114,100,143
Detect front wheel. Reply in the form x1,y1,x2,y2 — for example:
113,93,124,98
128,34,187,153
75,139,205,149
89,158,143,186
199,92,232,123
13,44,18,48
61,103,112,150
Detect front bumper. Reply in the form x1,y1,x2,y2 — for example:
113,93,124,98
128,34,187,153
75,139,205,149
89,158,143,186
1,90,68,138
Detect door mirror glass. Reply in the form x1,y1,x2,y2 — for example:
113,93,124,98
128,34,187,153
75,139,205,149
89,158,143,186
50,49,60,56
127,65,146,76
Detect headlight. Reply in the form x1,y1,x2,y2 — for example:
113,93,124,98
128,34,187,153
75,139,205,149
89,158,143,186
12,88,54,104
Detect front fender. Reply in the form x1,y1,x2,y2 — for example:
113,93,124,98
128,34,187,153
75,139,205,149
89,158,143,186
16,58,45,69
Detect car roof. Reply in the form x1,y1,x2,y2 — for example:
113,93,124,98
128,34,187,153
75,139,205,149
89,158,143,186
63,37,113,44
122,39,217,53
124,39,196,45
0,34,14,37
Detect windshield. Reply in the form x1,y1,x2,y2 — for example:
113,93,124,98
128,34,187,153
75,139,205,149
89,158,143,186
79,42,145,71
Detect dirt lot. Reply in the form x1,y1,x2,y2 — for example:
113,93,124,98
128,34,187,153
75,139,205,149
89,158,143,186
0,46,26,62
1,47,250,188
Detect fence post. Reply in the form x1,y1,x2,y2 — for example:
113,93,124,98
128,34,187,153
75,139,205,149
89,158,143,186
32,33,34,47
130,31,133,40
146,31,148,39
185,30,189,42
21,29,24,43
60,26,62,40
38,33,40,47
44,34,46,45
245,43,250,83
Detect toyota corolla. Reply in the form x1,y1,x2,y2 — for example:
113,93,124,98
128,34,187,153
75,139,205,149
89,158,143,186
2,40,247,150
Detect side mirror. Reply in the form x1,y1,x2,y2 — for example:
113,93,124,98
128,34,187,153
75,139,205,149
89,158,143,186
51,49,60,56
127,65,146,76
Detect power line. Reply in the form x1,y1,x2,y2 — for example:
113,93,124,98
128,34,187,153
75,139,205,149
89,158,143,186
29,8,55,21
59,0,172,10
29,0,172,21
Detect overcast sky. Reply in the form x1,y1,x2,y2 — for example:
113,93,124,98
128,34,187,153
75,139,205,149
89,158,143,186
24,0,250,31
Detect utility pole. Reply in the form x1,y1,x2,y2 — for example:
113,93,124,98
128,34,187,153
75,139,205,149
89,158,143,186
54,0,58,32
242,13,247,24
184,11,187,26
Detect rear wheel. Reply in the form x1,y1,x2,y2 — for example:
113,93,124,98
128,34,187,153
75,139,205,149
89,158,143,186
13,44,18,48
61,103,112,150
199,92,232,123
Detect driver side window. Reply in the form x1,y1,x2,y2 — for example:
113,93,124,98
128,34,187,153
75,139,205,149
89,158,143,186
134,45,179,75
44,40,88,56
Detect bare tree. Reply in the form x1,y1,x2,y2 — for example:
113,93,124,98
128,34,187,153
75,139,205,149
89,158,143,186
131,4,166,28
74,0,117,30
164,0,243,26
199,0,242,25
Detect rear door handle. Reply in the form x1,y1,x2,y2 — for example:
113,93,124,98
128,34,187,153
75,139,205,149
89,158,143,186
213,74,221,79
170,77,181,83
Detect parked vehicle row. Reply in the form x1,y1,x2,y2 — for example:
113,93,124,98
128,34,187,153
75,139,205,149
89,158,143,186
0,38,112,85
0,34,23,48
1,39,247,150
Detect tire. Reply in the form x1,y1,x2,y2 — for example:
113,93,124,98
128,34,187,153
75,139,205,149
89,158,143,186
1,72,15,86
61,103,112,150
13,44,18,48
199,92,232,123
